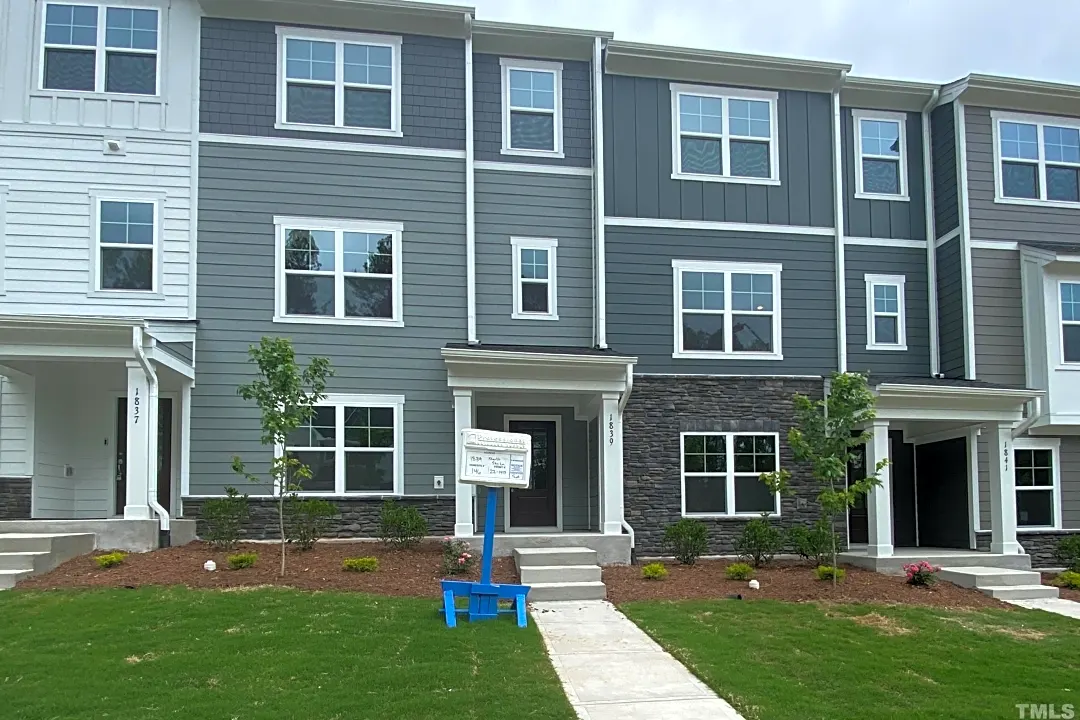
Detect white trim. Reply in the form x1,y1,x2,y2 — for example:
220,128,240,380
934,227,961,248
1059,279,1080,365
922,92,941,377
503,414,563,532
179,381,192,497
441,347,635,367
465,27,477,344
0,184,8,295
605,215,833,236
955,101,977,380
845,236,926,249
991,109,1080,207
593,36,607,350
679,431,782,518
88,189,165,297
967,426,980,543
851,109,910,201
197,132,465,159
272,216,404,327
864,273,908,351
473,160,591,177
1013,436,1063,531
971,239,1019,251
510,237,558,320
500,57,564,158
832,86,847,374
146,346,194,379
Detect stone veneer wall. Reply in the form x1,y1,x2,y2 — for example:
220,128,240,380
976,531,1080,568
624,376,827,556
0,478,32,519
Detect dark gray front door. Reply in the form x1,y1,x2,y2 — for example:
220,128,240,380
508,420,558,528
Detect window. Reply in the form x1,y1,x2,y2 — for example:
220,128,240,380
864,274,907,351
1014,440,1060,530
1061,281,1080,364
93,196,158,292
672,260,782,359
277,28,401,135
274,217,403,326
41,3,159,95
670,83,779,184
853,110,908,199
995,112,1080,204
681,433,780,516
283,395,404,495
511,237,558,320
501,58,562,156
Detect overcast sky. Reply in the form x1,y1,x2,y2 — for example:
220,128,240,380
454,0,1080,85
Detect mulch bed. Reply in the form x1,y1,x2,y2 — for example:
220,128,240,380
1042,572,1080,602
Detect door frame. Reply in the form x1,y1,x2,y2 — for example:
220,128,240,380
503,414,563,533
108,390,181,518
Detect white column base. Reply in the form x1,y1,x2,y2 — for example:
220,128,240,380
124,504,152,520
866,543,894,558
454,523,475,538
602,521,622,535
990,540,1023,555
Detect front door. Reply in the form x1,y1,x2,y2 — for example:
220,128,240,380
114,397,174,516
508,419,558,528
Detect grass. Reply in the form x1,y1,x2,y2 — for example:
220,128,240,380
622,599,1080,720
0,587,576,720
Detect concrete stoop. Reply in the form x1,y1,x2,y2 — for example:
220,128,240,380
938,566,1060,601
0,533,95,590
515,547,606,602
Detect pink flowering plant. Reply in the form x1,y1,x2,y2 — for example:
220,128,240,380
441,537,476,576
903,561,941,587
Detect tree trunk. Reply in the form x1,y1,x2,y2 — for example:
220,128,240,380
278,493,286,577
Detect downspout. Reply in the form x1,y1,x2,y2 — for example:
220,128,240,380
618,361,634,549
831,71,848,373
592,36,608,349
1012,396,1043,438
464,14,478,344
132,326,171,542
921,89,941,376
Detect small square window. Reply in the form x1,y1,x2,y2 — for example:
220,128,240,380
502,60,563,156
853,111,908,199
95,198,156,292
865,275,906,351
511,238,558,320
1061,282,1080,364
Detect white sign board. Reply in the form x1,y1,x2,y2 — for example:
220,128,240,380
458,428,532,489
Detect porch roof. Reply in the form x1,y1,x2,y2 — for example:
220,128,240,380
870,376,1041,424
442,344,635,394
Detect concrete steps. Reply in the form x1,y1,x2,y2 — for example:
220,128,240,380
0,533,95,590
515,547,606,602
939,566,1059,601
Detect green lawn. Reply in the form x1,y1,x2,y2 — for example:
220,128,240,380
0,587,575,720
622,600,1080,720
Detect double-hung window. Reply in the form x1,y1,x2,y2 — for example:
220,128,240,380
673,260,782,359
853,110,908,199
274,217,403,326
864,274,907,351
681,432,780,516
1062,281,1080,364
1014,440,1060,530
511,237,557,320
995,112,1080,204
41,3,160,95
501,58,562,156
277,28,401,135
92,194,159,292
283,395,404,495
671,83,778,183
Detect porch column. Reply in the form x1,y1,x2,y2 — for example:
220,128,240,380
123,361,151,519
452,389,475,537
600,393,624,535
986,422,1022,554
865,420,893,557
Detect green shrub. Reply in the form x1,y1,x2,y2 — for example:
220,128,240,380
284,496,337,550
725,562,755,581
95,552,126,569
227,552,258,570
641,562,668,580
663,518,709,565
1053,570,1080,590
1056,536,1080,572
378,499,429,549
200,487,249,550
343,557,379,573
441,537,475,576
786,519,839,566
815,565,846,582
735,517,784,567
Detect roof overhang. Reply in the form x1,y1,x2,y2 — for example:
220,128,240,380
200,0,474,38
873,382,1042,424
442,347,635,394
1020,243,1080,271
472,20,609,62
940,73,1080,117
840,76,940,113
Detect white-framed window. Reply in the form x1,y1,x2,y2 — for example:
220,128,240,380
1014,438,1061,530
852,109,908,200
681,432,780,517
281,394,404,496
90,191,161,293
994,111,1080,205
510,237,558,320
276,27,402,136
864,274,907,351
670,83,779,184
500,58,563,157
1060,281,1080,364
40,3,160,95
273,216,404,327
672,260,782,360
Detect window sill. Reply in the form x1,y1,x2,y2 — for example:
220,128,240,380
1053,364,1080,371
672,351,783,361
511,311,560,321
32,89,160,101
273,315,405,328
88,290,166,301
854,191,910,202
683,512,781,519
274,121,403,138
994,195,1080,210
671,172,781,186
1017,526,1060,533
501,147,565,159
866,344,909,352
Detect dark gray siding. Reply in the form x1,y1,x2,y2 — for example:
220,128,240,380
606,228,837,375
475,170,593,346
159,341,193,364
191,143,466,496
931,102,959,237
200,18,466,150
473,54,592,166
936,237,965,378
603,76,834,227
971,248,1025,385
979,434,1080,531
587,417,599,531
841,109,926,240
845,246,931,376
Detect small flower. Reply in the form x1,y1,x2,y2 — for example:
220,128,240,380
458,558,466,565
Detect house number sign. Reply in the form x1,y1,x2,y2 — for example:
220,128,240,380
608,414,614,445
132,387,141,424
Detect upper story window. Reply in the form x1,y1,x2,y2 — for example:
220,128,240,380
500,59,563,157
91,193,160,293
672,260,783,360
274,217,404,327
670,84,779,185
1062,281,1080,364
41,3,159,95
1014,440,1060,530
852,110,908,200
681,432,780,517
994,112,1080,205
864,274,907,351
277,28,402,136
510,237,558,320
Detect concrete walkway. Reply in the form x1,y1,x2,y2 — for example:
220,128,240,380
530,600,744,720
1007,596,1080,620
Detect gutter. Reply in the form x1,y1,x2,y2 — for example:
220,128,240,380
921,89,941,376
132,326,171,541
593,36,608,349
831,70,848,373
464,13,478,344
1012,396,1043,438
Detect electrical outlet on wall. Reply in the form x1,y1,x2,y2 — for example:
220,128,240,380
433,475,444,490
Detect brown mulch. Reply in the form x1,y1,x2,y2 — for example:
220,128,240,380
17,541,518,597
1042,572,1080,602
605,560,1008,609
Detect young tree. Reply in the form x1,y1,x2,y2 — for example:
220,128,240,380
231,337,332,576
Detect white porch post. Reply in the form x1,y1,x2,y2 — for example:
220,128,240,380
452,389,475,537
987,422,1021,554
124,361,151,519
865,420,893,557
600,393,624,535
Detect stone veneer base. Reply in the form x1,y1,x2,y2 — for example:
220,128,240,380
0,477,32,519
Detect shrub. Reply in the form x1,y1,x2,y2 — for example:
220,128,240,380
441,537,476,576
903,561,941,587
200,487,249,550
1056,536,1080,572
815,565,846,582
1053,570,1080,590
787,519,839,567
663,519,709,565
725,562,755,581
735,517,784,568
641,562,668,580
227,552,258,570
379,500,429,549
95,552,126,569
284,496,337,551
343,557,379,573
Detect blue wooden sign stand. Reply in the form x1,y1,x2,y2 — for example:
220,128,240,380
441,486,530,628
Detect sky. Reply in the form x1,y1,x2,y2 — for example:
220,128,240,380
447,0,1080,85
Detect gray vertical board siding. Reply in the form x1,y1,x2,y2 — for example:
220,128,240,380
980,435,1080,530
199,18,466,150
603,75,834,227
473,406,592,532
844,246,931,376
971,248,1026,386
191,143,466,496
930,102,959,237
474,170,593,346
473,54,592,166
966,105,1080,244
841,109,926,240
936,237,965,378
606,228,837,375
